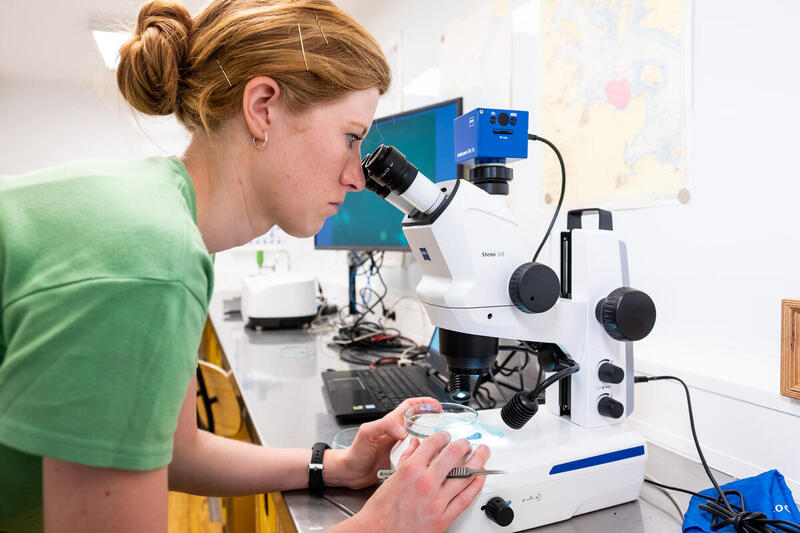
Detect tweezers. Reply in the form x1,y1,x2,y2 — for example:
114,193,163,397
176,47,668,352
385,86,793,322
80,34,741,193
377,467,506,480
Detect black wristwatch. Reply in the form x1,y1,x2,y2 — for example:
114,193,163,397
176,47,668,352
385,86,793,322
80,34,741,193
308,442,330,495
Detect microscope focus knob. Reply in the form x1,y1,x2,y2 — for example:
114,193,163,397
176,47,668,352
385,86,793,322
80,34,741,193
595,287,656,341
597,396,624,419
484,497,514,527
508,262,560,314
598,362,624,384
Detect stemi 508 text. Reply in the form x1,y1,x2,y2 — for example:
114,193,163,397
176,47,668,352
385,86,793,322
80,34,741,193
481,251,505,257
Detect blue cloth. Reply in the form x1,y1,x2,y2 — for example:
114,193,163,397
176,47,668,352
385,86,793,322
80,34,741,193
683,470,799,532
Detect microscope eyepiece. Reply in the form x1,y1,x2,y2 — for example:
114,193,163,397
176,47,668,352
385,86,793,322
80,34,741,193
364,145,418,195
363,144,446,215
364,176,391,198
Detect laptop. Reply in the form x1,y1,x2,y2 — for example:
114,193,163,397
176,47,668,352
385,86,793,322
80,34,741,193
322,329,451,422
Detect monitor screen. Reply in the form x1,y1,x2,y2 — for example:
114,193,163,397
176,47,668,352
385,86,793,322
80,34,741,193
315,98,462,251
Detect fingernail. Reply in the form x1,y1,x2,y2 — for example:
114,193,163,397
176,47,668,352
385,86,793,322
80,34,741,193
440,431,451,443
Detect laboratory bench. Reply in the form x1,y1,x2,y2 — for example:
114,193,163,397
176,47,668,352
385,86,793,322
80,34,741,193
204,292,733,532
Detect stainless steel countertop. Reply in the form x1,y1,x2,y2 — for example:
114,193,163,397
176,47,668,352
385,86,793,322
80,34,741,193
208,293,733,532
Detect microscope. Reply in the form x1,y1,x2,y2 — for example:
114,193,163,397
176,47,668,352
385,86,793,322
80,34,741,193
362,108,657,531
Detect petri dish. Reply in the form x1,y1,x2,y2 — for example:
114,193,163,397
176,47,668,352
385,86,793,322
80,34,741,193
332,426,360,449
403,403,478,441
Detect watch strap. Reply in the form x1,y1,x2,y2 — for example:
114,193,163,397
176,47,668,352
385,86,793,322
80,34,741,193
308,442,330,495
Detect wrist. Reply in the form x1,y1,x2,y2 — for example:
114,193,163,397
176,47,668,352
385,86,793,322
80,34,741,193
309,442,331,494
322,448,348,487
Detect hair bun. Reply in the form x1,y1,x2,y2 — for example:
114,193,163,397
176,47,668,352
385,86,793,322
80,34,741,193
117,0,192,116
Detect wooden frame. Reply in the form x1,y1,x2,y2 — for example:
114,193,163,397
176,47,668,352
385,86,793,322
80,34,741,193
781,299,800,400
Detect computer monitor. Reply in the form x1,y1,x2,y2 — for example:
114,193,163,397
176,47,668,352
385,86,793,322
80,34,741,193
314,98,463,251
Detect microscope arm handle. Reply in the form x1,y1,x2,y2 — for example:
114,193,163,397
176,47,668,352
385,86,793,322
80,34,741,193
566,208,613,231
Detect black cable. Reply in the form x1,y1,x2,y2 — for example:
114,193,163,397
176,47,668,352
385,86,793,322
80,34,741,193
495,346,531,379
351,251,388,329
492,348,531,392
644,478,742,509
490,378,524,393
636,375,800,533
338,343,426,367
526,359,578,401
473,384,497,410
494,351,518,374
528,134,566,262
534,366,544,390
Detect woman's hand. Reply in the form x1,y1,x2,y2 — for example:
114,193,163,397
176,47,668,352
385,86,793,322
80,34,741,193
342,430,492,533
325,397,439,489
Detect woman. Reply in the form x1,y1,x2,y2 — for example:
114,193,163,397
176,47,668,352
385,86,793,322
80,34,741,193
0,0,490,532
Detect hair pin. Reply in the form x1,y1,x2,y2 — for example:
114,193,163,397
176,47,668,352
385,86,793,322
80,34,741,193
216,58,233,87
313,12,329,44
297,23,309,71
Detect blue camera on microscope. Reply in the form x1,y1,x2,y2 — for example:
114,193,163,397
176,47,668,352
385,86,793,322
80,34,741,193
454,108,529,164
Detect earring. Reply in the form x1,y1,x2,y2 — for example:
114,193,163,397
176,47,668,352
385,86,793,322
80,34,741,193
252,131,268,149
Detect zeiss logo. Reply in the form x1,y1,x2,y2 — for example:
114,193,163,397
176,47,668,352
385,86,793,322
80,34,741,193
419,248,431,261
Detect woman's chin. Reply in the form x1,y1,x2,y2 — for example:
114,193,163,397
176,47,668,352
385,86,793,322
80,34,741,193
281,221,322,239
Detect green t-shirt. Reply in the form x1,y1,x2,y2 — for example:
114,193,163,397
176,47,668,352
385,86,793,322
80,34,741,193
0,156,213,532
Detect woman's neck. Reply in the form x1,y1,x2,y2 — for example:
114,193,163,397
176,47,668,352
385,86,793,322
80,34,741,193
181,129,274,253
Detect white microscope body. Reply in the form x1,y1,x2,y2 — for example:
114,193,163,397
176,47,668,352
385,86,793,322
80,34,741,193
364,133,655,531
405,178,645,531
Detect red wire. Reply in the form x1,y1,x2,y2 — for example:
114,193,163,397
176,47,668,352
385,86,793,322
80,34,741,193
369,357,399,370
370,334,397,342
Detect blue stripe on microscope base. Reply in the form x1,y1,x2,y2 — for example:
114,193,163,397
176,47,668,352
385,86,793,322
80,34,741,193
548,445,645,475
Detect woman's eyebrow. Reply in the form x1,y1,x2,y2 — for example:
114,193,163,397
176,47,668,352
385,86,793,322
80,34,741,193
348,121,368,136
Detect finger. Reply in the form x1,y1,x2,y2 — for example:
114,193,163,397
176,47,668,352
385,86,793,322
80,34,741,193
367,397,441,443
396,396,440,411
439,444,490,501
406,430,451,466
442,474,487,525
428,438,473,481
359,414,407,442
398,436,420,464
389,396,441,423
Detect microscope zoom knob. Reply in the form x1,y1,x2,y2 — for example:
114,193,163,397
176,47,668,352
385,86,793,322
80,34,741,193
598,362,624,384
595,287,656,341
597,396,624,419
508,262,560,314
484,497,514,527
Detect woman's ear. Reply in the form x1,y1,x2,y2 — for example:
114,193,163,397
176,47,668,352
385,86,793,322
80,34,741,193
242,76,281,140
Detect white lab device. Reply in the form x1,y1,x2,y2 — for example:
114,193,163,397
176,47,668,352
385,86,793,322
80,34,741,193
390,409,646,532
364,139,656,531
241,272,317,330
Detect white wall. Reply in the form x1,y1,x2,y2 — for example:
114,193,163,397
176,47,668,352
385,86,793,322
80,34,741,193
0,78,190,174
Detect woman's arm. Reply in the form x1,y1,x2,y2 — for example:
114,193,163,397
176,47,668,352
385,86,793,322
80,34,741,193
168,376,490,532
168,376,332,495
43,458,168,533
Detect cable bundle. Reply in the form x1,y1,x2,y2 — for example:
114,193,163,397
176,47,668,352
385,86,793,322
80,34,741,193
636,375,800,533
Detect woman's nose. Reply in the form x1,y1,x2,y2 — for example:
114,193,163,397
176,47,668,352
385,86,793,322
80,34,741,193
342,157,366,191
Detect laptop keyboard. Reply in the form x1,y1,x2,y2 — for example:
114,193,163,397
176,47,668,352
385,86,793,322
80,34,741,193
358,366,431,410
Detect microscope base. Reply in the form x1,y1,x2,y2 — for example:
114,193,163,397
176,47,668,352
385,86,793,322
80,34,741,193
392,408,646,532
